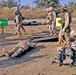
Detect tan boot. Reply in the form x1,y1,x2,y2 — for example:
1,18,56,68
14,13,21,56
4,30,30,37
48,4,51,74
13,32,18,35
17,34,22,38
23,32,27,35
63,56,73,64
50,33,54,36
54,33,57,36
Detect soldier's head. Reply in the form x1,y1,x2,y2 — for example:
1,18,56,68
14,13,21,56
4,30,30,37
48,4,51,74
14,10,19,15
61,5,67,13
49,7,54,12
16,6,20,11
46,8,50,13
14,7,20,15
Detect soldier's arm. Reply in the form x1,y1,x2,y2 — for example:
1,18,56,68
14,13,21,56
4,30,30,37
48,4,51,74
16,16,20,24
63,13,69,32
65,13,70,25
53,12,56,23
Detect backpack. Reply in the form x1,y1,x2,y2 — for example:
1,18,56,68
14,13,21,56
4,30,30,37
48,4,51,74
69,12,72,23
55,11,59,17
18,15,22,22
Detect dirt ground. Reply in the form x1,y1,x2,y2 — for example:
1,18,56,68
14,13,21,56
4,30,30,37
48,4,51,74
0,22,76,75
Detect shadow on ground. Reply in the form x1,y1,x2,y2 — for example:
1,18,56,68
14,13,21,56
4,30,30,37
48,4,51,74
0,33,12,38
0,45,46,68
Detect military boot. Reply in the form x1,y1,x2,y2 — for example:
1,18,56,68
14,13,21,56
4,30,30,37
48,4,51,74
63,54,73,65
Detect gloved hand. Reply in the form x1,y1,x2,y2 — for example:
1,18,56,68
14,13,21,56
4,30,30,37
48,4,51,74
63,28,65,32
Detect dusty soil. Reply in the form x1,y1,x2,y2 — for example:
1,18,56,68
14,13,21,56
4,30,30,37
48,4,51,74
0,22,76,75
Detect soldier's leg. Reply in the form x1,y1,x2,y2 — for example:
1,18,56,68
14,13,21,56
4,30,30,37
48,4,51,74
52,22,56,35
9,46,20,55
58,31,63,45
3,46,20,57
65,32,70,44
10,47,24,58
17,24,22,37
49,25,53,35
11,49,21,58
10,44,29,58
21,25,27,35
13,24,18,35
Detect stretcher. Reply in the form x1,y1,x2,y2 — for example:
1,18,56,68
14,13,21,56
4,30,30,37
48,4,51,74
32,36,58,42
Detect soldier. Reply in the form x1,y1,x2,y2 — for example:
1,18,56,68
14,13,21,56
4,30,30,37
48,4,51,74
14,8,27,37
63,44,73,65
51,43,73,66
48,7,57,36
58,6,72,45
1,40,35,58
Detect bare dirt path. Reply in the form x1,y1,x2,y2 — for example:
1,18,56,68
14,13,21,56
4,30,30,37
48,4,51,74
0,20,76,75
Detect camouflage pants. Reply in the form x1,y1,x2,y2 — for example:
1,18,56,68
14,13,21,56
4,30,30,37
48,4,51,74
4,44,29,58
16,23,26,35
49,22,56,34
10,45,29,58
17,23,22,35
65,32,70,44
58,32,70,44
58,28,64,44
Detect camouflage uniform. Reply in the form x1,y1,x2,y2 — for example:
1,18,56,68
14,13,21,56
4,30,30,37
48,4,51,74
15,12,22,36
49,8,56,35
15,10,26,37
58,12,65,45
59,8,71,44
4,40,35,58
63,11,71,43
52,45,73,65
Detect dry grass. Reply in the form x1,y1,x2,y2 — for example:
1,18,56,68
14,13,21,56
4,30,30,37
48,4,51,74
0,8,15,20
0,8,47,20
0,7,76,20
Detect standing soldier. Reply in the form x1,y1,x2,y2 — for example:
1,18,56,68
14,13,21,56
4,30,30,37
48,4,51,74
15,10,22,37
14,8,27,37
58,6,72,45
48,7,57,36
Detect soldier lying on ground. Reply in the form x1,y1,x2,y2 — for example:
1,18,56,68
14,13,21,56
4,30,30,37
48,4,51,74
1,40,36,59
51,43,74,66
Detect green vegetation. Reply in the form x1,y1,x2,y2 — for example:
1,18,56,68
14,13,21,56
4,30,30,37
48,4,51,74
0,0,76,19
0,0,18,8
33,0,60,8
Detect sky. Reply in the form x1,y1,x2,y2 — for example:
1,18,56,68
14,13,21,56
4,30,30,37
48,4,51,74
20,0,76,7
